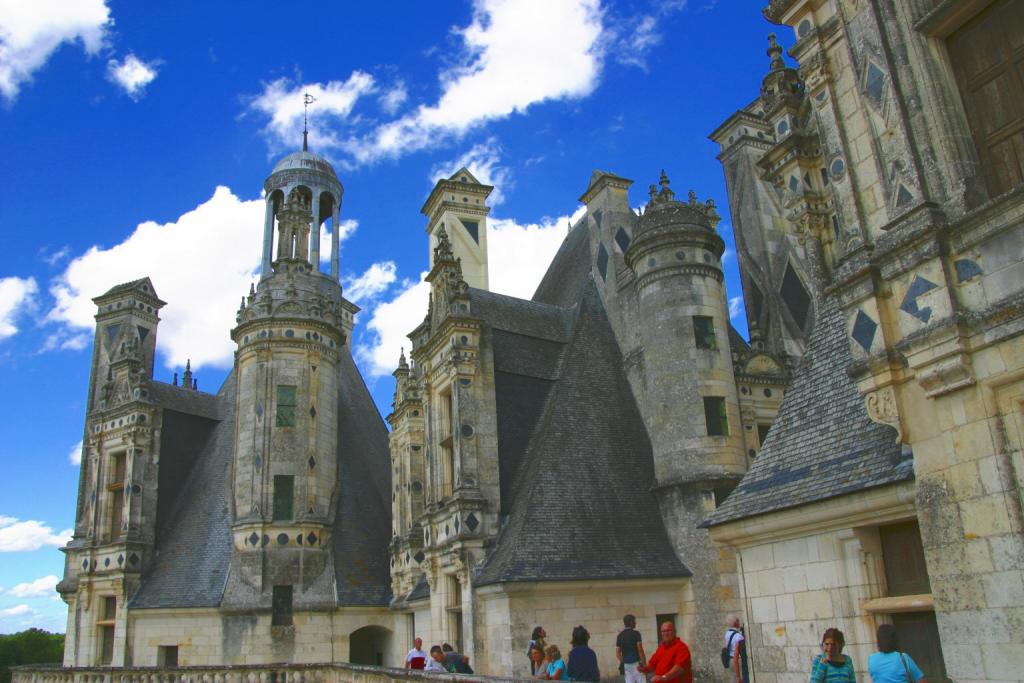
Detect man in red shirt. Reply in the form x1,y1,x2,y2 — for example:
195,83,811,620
639,621,692,683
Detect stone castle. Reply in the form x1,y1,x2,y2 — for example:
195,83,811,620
52,1,1022,682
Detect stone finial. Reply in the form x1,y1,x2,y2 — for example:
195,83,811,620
767,33,785,71
398,347,408,370
660,169,670,190
649,184,658,201
172,372,178,387
182,359,193,390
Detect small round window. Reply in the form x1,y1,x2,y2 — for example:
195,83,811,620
829,157,846,180
797,19,812,38
777,119,789,135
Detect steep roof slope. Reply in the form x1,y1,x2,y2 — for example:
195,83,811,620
705,298,912,527
476,281,689,584
332,352,392,605
130,375,234,608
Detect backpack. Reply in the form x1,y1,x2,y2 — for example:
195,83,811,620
721,630,739,669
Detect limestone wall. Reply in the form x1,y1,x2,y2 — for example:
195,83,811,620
475,578,691,679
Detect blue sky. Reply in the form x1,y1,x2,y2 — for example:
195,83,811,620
0,0,791,633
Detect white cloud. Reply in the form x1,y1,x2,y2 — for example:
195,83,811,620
609,0,687,70
0,276,38,339
106,53,159,100
40,245,70,266
0,0,111,101
429,139,512,206
356,274,430,377
356,204,582,377
318,219,358,264
68,439,83,466
379,81,407,115
346,0,603,163
250,73,376,154
728,296,744,322
47,187,264,370
0,604,33,616
8,575,58,598
486,208,581,299
344,261,397,305
0,517,72,552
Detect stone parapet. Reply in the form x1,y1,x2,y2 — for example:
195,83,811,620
13,663,524,683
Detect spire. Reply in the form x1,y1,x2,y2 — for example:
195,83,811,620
181,359,193,390
302,92,316,152
398,347,408,370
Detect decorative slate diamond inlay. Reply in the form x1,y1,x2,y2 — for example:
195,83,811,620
454,516,461,532
414,551,425,564
249,532,260,546
104,557,110,567
261,534,269,547
82,559,88,569
297,533,303,545
117,554,124,566
465,512,479,532
128,553,139,566
308,456,316,469
954,259,982,282
306,532,317,545
254,456,262,470
596,244,609,281
255,404,264,418
277,533,289,546
310,406,316,419
900,275,939,323
851,310,878,351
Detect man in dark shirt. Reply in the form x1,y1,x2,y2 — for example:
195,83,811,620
616,614,646,683
441,642,473,673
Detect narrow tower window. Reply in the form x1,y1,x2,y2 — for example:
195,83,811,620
98,595,116,664
273,475,294,521
276,385,297,427
272,585,294,626
693,316,717,349
106,452,127,541
703,396,729,436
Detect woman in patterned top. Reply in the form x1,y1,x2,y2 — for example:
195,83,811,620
810,628,856,683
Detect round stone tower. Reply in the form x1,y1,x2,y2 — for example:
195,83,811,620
223,148,353,612
624,172,746,677
626,172,746,483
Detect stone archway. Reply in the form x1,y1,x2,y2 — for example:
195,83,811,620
349,625,392,666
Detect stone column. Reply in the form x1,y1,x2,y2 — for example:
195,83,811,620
309,191,320,268
331,204,341,281
261,197,274,275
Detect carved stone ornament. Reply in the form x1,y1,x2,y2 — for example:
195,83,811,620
917,353,976,398
864,386,904,443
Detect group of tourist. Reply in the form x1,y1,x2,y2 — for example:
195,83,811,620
404,637,473,674
405,615,927,683
522,615,691,683
727,618,928,683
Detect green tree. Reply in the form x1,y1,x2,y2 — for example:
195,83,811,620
0,629,64,683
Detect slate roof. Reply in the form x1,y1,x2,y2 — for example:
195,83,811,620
333,352,393,605
147,381,221,420
532,220,592,308
476,280,689,584
131,349,392,608
130,374,235,608
704,297,913,527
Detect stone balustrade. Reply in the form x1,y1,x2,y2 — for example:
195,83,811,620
12,664,525,683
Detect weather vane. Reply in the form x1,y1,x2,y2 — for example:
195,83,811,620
303,92,316,151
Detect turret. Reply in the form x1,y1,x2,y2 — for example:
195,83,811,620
420,168,493,290
223,147,354,613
